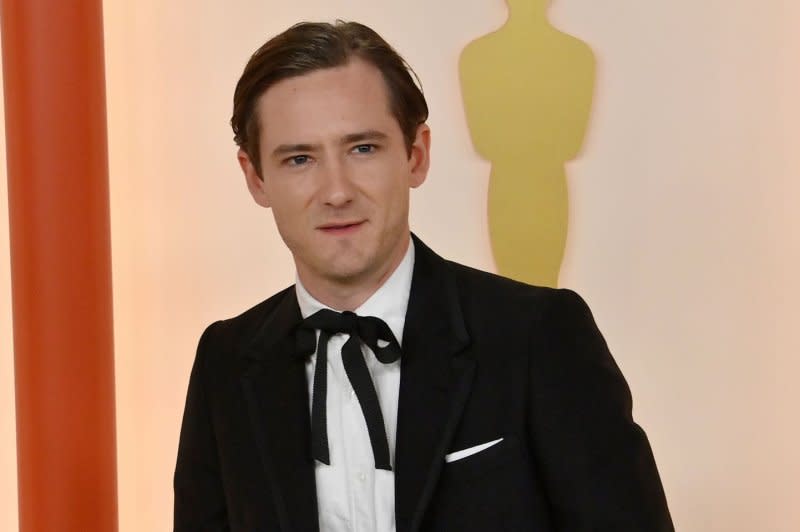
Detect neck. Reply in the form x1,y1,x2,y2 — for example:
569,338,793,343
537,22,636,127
297,233,411,312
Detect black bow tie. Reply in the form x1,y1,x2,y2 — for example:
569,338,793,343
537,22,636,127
296,309,402,470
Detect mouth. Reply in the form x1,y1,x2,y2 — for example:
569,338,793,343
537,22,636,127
317,220,365,235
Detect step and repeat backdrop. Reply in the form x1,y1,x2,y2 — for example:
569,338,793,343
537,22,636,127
1,0,798,530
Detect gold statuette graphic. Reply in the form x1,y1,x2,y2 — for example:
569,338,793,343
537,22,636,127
460,0,595,287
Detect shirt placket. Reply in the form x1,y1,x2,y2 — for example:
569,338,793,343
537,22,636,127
334,335,375,532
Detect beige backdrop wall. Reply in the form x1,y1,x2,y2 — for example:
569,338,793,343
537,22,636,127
1,1,798,531
1,31,19,532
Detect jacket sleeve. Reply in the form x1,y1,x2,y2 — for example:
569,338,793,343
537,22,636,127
528,289,674,531
174,322,230,531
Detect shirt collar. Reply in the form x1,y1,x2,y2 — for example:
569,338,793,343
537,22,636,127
295,237,415,346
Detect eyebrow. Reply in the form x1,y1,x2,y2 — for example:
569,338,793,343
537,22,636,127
341,130,389,144
271,143,317,158
270,130,389,158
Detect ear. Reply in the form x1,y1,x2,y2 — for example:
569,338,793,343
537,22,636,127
408,123,431,189
237,148,270,208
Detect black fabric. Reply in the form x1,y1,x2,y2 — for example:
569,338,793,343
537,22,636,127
174,235,674,532
296,309,401,470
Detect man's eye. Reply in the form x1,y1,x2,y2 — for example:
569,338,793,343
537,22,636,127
287,155,310,166
352,144,376,154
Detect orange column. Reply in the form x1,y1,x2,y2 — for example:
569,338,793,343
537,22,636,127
1,0,119,530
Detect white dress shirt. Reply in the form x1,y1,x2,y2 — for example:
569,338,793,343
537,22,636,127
295,239,415,532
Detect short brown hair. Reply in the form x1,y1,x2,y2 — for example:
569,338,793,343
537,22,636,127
231,21,429,178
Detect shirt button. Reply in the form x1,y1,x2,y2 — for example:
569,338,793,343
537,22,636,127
357,472,366,482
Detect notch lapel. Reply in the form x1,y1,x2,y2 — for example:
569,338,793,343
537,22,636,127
395,236,475,532
240,289,320,532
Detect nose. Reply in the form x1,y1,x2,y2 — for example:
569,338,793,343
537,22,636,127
319,158,355,208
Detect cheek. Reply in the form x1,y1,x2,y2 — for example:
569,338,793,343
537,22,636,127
379,185,410,228
269,201,304,240
265,184,308,222
368,166,412,210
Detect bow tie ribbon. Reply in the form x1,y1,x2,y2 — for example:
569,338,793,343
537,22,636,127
296,309,401,470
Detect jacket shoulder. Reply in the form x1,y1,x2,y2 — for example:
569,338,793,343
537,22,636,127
440,259,603,344
197,285,295,358
444,259,583,314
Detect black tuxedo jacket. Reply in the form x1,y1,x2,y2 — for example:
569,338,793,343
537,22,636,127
174,236,673,531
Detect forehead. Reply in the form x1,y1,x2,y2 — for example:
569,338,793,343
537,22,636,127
255,59,397,146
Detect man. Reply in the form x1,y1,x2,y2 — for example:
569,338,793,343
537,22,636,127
174,20,673,532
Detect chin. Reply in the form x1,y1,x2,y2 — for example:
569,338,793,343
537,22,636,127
322,263,371,285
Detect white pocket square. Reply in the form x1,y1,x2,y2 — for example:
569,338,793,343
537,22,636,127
444,438,504,463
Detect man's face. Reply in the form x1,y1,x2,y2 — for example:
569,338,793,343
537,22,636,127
239,58,430,295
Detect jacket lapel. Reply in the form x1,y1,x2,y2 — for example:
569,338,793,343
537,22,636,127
240,289,319,532
395,236,475,532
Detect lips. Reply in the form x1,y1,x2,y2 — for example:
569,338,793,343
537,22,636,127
318,220,365,234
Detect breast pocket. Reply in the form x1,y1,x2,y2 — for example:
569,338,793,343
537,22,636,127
443,436,517,484
427,436,532,531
